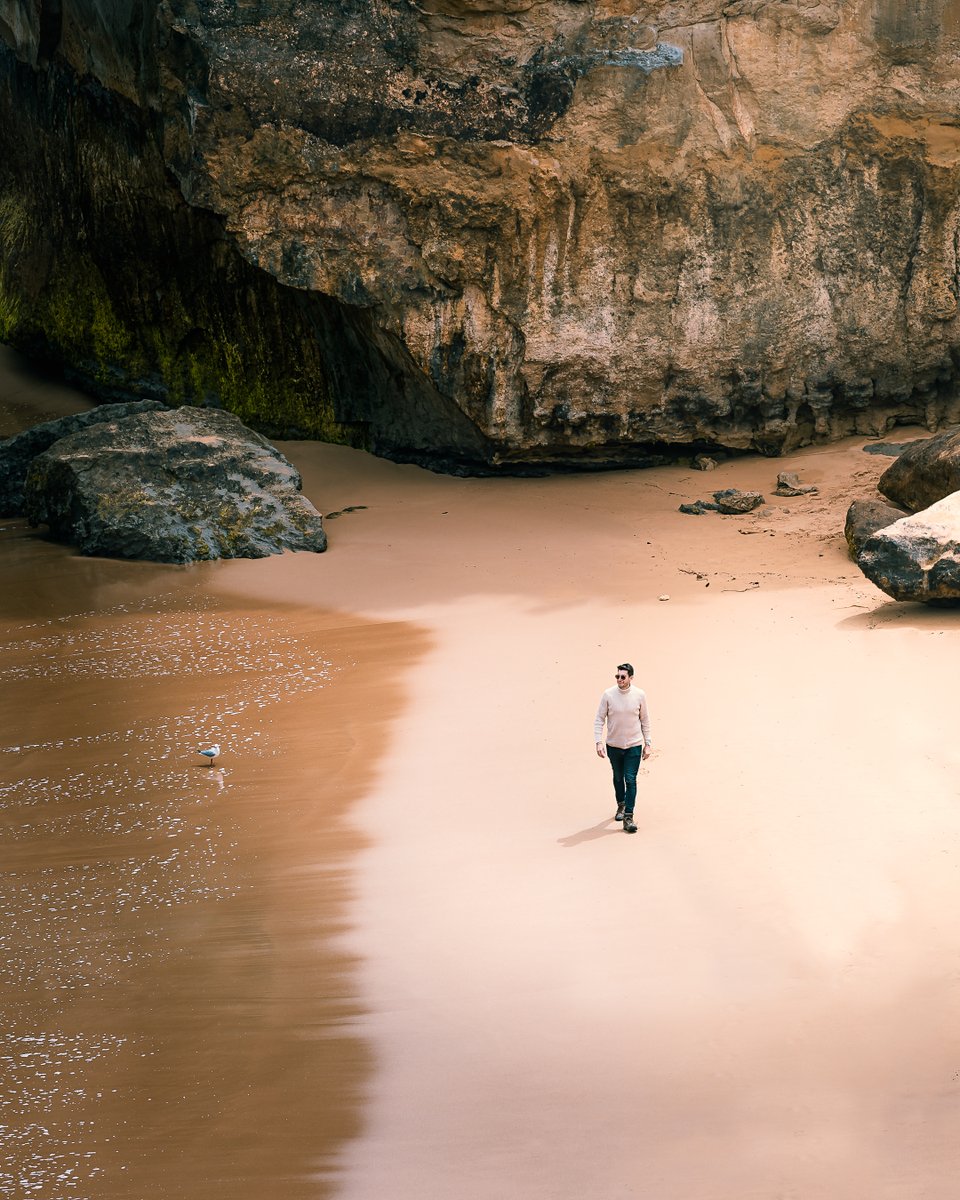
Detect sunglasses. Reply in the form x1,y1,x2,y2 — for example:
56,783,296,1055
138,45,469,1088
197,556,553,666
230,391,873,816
615,673,629,680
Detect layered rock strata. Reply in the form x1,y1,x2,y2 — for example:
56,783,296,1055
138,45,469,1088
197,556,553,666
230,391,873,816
2,0,960,471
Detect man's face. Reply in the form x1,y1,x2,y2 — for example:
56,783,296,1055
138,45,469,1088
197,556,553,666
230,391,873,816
615,670,631,691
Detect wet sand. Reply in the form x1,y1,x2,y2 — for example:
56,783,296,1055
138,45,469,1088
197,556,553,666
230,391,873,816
4,344,960,1197
1,348,425,1196
0,532,423,1197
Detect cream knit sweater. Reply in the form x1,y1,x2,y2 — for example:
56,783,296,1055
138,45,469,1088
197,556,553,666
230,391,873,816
593,684,652,750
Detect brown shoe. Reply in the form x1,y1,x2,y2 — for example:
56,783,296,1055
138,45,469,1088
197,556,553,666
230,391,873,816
623,814,637,834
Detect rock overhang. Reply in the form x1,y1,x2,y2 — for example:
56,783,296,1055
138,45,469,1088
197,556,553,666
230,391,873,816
2,0,960,473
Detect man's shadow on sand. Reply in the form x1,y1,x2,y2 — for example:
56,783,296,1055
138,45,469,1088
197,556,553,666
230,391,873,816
557,819,624,847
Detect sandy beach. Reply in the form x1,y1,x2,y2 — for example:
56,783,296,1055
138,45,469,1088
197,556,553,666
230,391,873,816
3,345,960,1198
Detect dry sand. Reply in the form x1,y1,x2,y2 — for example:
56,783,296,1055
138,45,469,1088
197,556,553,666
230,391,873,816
225,432,960,1198
4,343,960,1197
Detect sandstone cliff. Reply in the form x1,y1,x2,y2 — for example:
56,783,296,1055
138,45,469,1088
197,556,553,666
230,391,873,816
2,0,960,470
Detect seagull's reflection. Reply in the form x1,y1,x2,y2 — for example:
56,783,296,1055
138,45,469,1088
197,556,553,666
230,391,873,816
206,768,225,792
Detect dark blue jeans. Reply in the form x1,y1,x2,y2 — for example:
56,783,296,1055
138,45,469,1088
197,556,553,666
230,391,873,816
607,744,643,815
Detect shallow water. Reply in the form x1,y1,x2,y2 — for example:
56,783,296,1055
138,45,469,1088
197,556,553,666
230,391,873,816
0,508,422,1198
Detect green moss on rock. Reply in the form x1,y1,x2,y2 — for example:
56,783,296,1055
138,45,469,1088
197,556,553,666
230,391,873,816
94,483,152,522
42,262,144,380
0,70,366,449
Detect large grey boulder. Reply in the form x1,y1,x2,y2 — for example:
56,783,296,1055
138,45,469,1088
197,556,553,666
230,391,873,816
857,492,960,604
0,400,166,516
844,499,907,560
25,407,327,563
878,428,960,512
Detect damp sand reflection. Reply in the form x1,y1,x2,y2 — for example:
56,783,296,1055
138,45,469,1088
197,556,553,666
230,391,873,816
0,542,422,1199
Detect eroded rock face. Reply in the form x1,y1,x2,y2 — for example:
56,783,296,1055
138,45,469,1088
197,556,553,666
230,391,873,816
3,1,960,470
24,407,327,562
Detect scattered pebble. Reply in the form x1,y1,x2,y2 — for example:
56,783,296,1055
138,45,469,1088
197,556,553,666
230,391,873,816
775,471,818,497
324,504,368,519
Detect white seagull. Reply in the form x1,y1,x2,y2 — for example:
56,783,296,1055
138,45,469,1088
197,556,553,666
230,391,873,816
198,743,221,767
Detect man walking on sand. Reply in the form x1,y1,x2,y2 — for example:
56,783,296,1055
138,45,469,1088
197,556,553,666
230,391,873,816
594,663,652,834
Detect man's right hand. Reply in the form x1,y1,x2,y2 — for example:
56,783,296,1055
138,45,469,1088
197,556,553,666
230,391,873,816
596,742,606,758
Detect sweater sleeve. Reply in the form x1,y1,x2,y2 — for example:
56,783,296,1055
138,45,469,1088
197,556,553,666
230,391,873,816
593,693,608,743
639,692,652,746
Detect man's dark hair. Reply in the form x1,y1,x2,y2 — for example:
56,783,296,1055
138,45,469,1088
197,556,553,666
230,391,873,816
617,663,634,676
